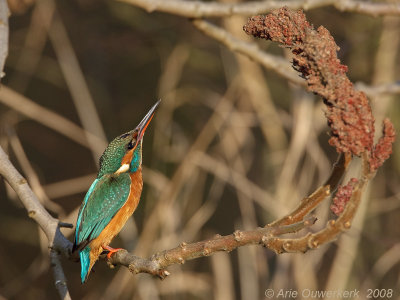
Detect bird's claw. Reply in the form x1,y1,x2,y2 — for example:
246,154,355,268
102,245,123,259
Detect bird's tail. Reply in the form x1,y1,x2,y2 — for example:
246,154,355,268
79,247,91,283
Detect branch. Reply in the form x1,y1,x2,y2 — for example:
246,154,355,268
120,0,400,97
267,153,371,254
0,86,107,150
270,153,351,227
50,250,72,300
191,19,304,86
0,146,73,298
0,146,72,252
117,0,400,17
0,0,9,81
108,216,317,278
355,81,400,97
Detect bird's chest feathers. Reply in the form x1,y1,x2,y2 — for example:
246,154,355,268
89,169,143,255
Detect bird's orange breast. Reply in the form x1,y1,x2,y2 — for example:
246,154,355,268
88,169,143,271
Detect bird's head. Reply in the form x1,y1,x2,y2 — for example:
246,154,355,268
97,100,160,178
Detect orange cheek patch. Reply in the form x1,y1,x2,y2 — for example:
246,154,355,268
120,149,134,166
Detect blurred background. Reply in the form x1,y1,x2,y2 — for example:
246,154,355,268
0,0,399,299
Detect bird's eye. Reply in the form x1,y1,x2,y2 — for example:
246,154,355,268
120,133,130,139
127,141,135,150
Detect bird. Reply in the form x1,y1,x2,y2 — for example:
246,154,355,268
73,100,160,283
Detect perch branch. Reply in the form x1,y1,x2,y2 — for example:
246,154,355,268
117,0,400,18
108,216,317,278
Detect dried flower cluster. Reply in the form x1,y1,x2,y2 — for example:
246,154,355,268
243,7,394,160
330,178,358,216
370,118,396,172
244,7,395,216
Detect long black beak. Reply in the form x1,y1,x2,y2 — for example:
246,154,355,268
136,100,160,141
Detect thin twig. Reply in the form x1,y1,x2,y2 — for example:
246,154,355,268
123,1,400,97
50,250,72,300
0,0,9,81
270,153,351,227
48,3,108,162
356,81,400,97
0,145,73,297
117,0,400,18
192,19,304,86
193,20,400,97
8,0,55,91
0,146,73,253
7,126,65,217
0,86,107,150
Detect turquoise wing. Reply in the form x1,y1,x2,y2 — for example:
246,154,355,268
74,173,131,248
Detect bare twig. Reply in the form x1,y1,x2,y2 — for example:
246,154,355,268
9,0,55,91
266,154,371,254
0,145,73,298
7,127,65,217
48,4,108,162
0,146,73,253
271,153,351,227
0,0,9,80
50,250,72,300
122,0,400,98
0,86,107,150
116,0,400,17
191,19,304,86
108,216,317,277
356,81,400,97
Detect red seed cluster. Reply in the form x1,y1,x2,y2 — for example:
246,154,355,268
370,118,396,172
244,7,376,156
243,8,309,46
330,178,359,216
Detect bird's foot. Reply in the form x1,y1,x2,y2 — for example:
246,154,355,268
102,245,123,259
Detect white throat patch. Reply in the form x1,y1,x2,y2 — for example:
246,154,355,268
115,163,129,175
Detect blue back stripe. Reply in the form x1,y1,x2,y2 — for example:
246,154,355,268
75,178,99,242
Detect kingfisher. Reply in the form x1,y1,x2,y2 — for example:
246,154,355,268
72,100,160,283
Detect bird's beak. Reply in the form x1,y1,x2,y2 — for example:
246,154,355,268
135,100,160,141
